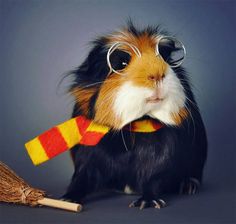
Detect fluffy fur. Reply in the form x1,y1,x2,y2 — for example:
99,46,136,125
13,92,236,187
63,22,207,209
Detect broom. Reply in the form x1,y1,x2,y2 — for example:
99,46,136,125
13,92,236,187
0,161,82,212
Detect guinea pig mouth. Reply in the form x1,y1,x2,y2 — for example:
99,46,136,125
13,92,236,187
146,95,164,103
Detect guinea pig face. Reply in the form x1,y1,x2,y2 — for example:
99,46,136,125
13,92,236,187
71,24,188,129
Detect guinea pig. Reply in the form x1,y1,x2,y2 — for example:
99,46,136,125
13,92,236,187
62,21,207,210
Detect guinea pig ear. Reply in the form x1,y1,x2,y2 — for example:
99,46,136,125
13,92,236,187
72,40,110,87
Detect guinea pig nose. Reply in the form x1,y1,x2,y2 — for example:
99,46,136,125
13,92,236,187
148,75,156,81
148,74,164,82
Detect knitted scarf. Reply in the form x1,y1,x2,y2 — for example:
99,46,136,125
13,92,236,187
25,116,163,165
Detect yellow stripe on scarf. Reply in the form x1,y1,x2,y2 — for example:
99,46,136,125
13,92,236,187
25,116,163,166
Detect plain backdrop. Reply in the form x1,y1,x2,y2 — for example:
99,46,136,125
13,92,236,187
0,0,235,223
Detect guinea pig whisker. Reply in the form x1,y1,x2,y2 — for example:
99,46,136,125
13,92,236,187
121,129,129,152
83,82,104,88
176,78,196,91
74,79,120,90
184,96,198,109
82,79,119,89
184,105,196,143
165,82,197,109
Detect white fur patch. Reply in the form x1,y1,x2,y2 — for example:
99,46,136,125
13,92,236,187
113,67,186,127
113,82,154,128
124,185,134,194
148,67,186,125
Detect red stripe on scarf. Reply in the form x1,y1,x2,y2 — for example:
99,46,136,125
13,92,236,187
38,127,68,158
152,121,163,130
80,131,105,146
75,116,91,135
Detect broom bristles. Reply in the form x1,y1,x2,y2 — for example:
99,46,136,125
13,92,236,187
0,162,45,206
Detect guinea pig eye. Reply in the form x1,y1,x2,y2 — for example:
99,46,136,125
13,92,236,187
109,50,131,72
157,37,186,67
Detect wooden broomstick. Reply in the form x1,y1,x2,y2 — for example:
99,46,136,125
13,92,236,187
0,162,82,212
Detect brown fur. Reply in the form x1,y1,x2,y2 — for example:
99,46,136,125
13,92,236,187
94,76,123,129
71,87,97,116
171,108,189,125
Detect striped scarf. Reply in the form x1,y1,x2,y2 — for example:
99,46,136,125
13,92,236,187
25,116,163,165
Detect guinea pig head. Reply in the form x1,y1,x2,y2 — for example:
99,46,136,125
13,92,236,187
70,24,188,130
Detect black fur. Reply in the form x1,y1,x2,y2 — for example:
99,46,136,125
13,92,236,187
63,23,207,209
69,37,109,119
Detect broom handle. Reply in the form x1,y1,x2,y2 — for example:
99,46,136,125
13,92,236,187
37,197,82,212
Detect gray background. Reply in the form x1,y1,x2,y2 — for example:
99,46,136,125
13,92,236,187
0,0,235,223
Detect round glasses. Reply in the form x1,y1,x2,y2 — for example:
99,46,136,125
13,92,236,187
107,36,186,75
156,36,186,68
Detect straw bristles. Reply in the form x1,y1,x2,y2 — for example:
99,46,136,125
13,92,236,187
0,162,45,206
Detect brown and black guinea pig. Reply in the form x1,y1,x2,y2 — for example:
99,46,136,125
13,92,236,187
62,21,207,210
